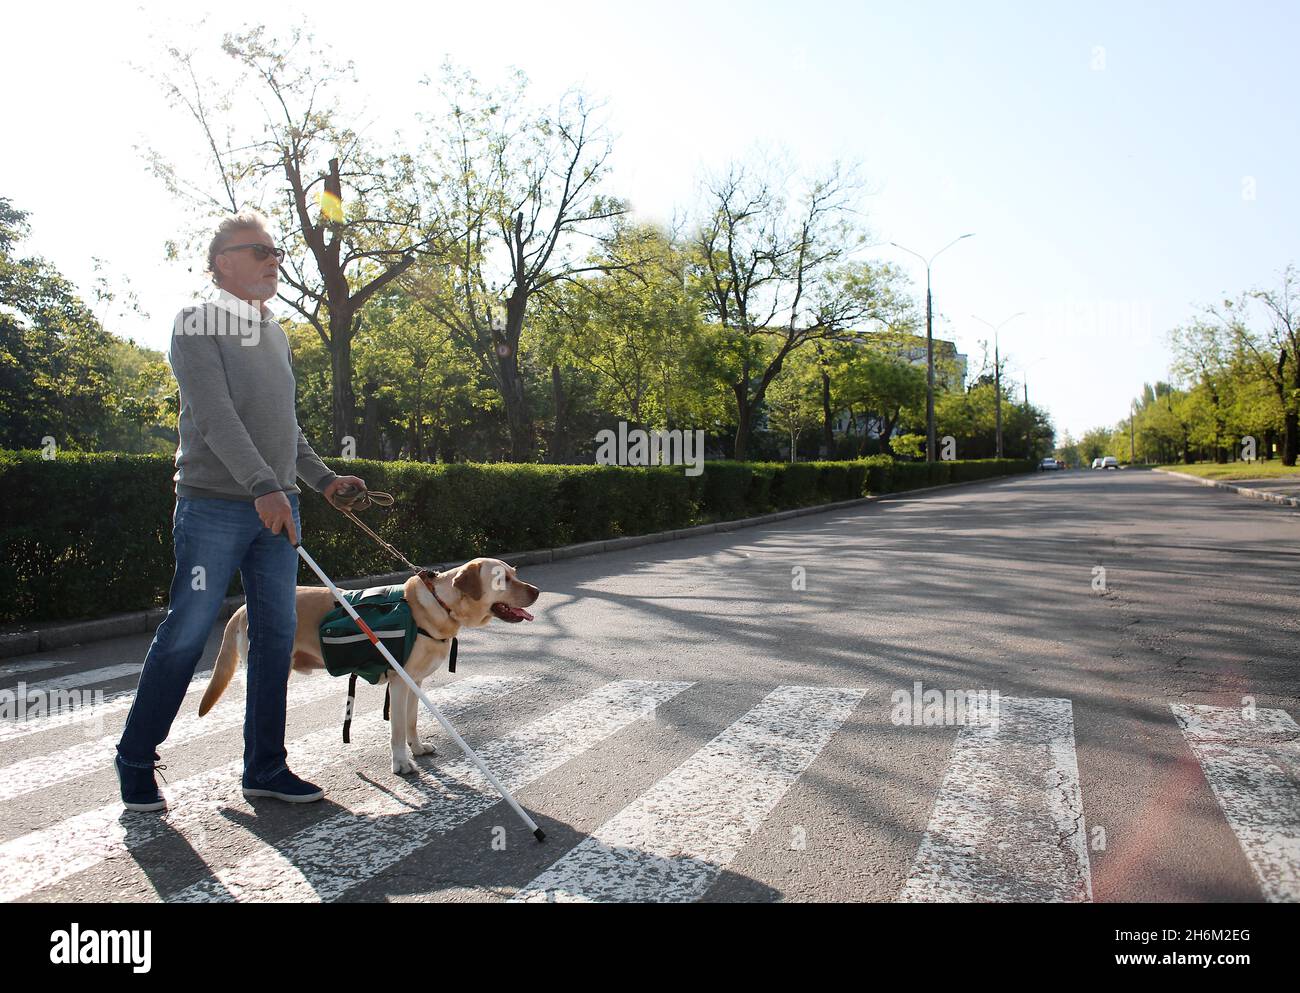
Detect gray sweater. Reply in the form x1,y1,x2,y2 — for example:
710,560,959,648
167,296,338,502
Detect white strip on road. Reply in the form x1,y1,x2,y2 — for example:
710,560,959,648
7,662,141,696
171,679,694,903
512,684,864,903
1173,703,1300,903
0,658,81,682
0,669,356,802
0,667,213,745
898,696,1093,903
0,675,533,902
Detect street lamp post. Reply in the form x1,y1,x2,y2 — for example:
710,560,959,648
890,234,975,462
972,312,1026,459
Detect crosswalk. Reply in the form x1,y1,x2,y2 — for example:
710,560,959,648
1,655,1297,903
1171,704,1300,904
899,697,1092,902
513,685,862,903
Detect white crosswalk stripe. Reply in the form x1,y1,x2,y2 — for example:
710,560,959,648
0,669,352,802
512,684,863,903
8,662,141,696
0,667,211,745
898,696,1092,903
170,679,693,903
0,658,81,682
1173,703,1300,903
0,674,533,902
0,658,329,746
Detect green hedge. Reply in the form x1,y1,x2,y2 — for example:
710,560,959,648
0,451,1030,624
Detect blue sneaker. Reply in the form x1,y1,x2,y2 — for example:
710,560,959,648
116,752,167,812
241,768,325,803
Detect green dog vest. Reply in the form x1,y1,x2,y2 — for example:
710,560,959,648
320,584,458,744
319,585,422,685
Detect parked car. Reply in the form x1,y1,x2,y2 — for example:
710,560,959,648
1101,456,1119,469
1091,457,1104,469
1039,457,1060,471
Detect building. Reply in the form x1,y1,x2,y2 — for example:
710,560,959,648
889,334,968,391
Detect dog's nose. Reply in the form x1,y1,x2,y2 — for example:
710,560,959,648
524,584,539,604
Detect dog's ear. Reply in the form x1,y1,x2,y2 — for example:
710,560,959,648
453,561,483,602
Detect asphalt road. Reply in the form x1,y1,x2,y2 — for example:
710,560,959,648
1,468,1297,903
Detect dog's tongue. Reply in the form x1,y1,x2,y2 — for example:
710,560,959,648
494,603,535,622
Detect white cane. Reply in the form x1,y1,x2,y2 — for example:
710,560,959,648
292,539,545,842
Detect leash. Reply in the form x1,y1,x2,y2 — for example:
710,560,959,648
329,485,422,573
328,482,465,630
330,483,461,623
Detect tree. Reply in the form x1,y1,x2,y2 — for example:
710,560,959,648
143,26,444,452
1056,430,1081,468
1079,426,1113,462
936,379,1053,459
546,222,712,431
102,338,176,453
1129,384,1188,464
1170,317,1233,461
355,290,496,462
0,198,119,450
1233,267,1300,464
827,340,926,456
405,65,630,462
688,157,910,459
765,349,823,461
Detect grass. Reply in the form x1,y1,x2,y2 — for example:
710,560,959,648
1155,461,1300,481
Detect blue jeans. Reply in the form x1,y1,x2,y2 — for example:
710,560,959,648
117,493,300,782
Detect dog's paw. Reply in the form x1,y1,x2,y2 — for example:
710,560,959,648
391,750,418,775
409,739,437,757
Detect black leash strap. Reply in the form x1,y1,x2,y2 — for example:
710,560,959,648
343,673,358,743
342,636,459,741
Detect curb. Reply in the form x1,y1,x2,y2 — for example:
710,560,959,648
1152,468,1300,510
0,470,1027,658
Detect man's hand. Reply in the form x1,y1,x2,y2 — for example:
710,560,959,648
323,475,368,511
254,490,299,546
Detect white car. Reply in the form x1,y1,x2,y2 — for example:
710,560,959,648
1091,457,1104,469
1101,456,1119,470
1039,457,1060,471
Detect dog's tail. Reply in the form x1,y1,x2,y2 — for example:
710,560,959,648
199,607,245,716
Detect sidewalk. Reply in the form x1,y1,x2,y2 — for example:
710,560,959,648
1152,468,1300,509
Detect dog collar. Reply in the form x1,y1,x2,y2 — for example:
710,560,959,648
410,572,461,673
418,569,461,628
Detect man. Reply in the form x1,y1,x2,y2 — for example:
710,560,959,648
115,210,365,811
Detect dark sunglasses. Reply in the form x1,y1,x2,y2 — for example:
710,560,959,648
220,243,286,262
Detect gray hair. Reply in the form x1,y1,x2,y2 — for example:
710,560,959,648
206,209,271,286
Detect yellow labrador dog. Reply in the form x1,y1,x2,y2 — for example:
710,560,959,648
198,558,539,774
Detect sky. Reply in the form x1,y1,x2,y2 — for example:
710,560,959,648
4,0,1298,440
